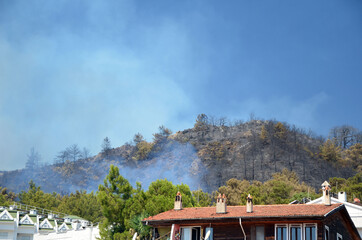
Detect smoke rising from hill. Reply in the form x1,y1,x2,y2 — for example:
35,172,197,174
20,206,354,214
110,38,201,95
1,142,207,194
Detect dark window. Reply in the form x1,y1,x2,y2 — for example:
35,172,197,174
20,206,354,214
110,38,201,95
337,233,342,240
192,227,200,240
325,227,329,240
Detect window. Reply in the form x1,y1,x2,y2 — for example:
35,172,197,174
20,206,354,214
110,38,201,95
18,235,31,240
256,226,265,240
23,219,30,224
0,212,11,220
304,224,317,240
290,225,302,240
21,216,32,225
181,228,190,240
325,226,329,240
181,227,201,240
275,223,318,240
0,214,9,220
59,225,67,233
192,227,201,240
41,221,50,228
276,225,288,240
337,233,342,240
0,232,9,239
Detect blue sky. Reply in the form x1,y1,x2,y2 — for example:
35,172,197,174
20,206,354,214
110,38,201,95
0,0,361,170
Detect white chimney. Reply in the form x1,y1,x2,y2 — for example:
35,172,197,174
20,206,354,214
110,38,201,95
321,181,331,206
30,209,37,215
216,194,227,214
174,192,182,210
338,192,347,202
81,220,88,227
246,194,253,213
73,221,81,230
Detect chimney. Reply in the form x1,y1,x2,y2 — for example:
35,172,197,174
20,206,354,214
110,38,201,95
30,209,37,215
216,194,227,214
338,192,347,202
321,181,331,206
246,194,253,213
174,192,182,210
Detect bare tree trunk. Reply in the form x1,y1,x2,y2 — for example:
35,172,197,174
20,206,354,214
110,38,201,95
303,159,306,181
252,152,255,180
260,149,264,171
243,151,247,179
273,146,277,172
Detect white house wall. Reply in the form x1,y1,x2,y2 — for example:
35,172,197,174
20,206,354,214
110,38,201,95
17,233,34,240
0,221,16,240
17,225,36,235
0,230,15,240
0,221,16,231
34,226,100,240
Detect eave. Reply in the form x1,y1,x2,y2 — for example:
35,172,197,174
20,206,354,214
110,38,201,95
144,215,326,226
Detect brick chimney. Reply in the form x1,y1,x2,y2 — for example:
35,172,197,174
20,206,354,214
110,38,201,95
246,194,253,213
216,194,227,214
174,192,182,210
322,181,331,206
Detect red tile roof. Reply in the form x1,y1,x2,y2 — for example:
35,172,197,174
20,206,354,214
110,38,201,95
144,204,343,222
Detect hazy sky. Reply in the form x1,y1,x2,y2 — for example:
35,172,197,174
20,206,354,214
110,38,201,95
1,0,361,170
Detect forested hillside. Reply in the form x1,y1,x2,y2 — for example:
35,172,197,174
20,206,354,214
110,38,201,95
0,115,361,193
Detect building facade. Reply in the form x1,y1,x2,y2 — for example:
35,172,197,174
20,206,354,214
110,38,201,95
0,206,99,240
143,191,361,240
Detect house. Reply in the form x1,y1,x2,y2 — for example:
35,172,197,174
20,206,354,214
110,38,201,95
0,207,37,240
34,214,99,240
17,210,38,240
143,189,361,240
0,205,99,240
0,208,19,240
306,181,362,238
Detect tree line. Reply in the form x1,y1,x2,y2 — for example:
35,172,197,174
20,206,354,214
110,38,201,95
24,115,361,186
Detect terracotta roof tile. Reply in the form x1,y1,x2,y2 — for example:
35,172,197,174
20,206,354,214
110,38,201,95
144,203,343,222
